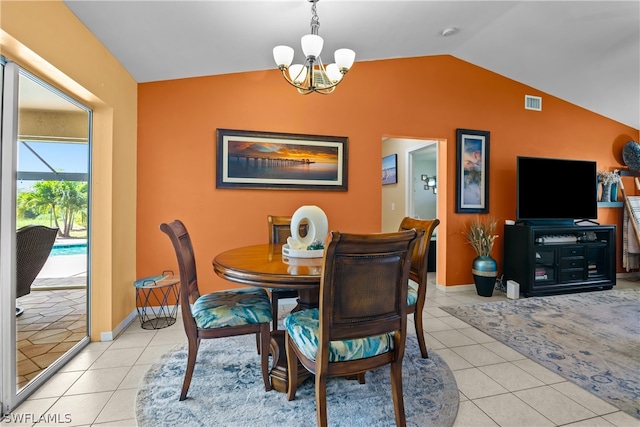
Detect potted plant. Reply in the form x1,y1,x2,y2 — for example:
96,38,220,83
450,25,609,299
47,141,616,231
464,217,498,296
597,169,620,202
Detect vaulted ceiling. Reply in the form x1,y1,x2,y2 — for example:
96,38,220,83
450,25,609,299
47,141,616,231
62,1,639,129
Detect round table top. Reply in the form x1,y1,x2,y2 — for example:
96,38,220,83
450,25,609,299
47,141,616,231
212,243,323,290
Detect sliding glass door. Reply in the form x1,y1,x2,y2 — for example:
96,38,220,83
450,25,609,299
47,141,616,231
1,58,92,414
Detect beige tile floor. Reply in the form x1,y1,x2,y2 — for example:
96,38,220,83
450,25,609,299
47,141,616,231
16,286,87,389
7,277,640,427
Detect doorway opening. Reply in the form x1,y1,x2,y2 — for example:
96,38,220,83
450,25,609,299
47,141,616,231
381,136,440,279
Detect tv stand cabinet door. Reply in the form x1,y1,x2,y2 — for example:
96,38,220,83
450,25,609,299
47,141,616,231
504,225,537,296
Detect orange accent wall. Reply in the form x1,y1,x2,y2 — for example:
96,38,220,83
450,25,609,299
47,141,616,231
137,56,639,293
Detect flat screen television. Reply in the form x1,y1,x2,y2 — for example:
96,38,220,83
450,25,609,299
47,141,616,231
516,156,598,225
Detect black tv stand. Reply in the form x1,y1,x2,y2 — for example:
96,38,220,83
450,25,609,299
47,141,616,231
516,219,574,227
503,224,616,297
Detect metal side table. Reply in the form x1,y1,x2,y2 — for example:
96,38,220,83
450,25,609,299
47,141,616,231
134,272,180,329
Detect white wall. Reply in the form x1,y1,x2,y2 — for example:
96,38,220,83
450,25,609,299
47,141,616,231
414,156,437,220
381,137,437,232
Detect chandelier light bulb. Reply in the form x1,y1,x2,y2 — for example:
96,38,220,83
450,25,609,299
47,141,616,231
301,34,323,58
325,63,343,83
288,64,307,84
273,45,294,68
334,48,356,71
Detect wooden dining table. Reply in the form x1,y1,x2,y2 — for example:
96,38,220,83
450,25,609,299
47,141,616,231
212,242,323,392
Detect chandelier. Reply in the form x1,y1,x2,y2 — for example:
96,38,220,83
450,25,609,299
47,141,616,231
273,0,355,95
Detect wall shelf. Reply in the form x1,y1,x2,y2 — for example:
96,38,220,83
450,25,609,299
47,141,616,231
598,201,623,208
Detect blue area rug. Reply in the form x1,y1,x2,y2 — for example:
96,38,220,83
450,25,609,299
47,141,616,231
441,288,640,419
135,334,459,427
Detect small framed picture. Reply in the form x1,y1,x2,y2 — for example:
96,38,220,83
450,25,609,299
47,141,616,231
382,154,397,185
456,129,490,213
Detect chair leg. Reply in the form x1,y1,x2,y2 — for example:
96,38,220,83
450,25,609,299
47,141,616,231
255,333,260,355
390,361,407,427
315,372,328,427
414,311,429,358
260,323,272,391
180,337,200,401
285,333,298,401
271,292,279,331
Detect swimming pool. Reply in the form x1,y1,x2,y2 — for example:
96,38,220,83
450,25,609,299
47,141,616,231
51,242,87,256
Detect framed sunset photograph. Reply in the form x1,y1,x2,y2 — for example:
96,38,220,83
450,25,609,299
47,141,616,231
216,129,348,191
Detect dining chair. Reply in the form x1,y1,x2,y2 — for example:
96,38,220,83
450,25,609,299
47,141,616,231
267,214,307,329
398,217,440,358
160,219,273,400
284,229,423,427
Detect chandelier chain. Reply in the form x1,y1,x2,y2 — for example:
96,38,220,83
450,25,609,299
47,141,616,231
310,1,320,35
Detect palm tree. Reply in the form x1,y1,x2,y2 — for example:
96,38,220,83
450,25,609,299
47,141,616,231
17,181,88,237
58,181,88,237
17,181,62,231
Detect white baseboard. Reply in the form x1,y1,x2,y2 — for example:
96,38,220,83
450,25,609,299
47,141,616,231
435,283,475,292
99,308,137,342
617,272,640,280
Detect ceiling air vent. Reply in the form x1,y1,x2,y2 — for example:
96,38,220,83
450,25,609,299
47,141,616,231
525,95,542,111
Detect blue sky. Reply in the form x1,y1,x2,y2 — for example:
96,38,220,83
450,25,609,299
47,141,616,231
17,141,88,190
19,142,88,173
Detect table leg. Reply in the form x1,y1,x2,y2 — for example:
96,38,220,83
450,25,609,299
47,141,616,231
292,288,319,312
268,330,310,393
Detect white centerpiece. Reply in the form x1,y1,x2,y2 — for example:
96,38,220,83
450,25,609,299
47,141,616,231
282,205,328,258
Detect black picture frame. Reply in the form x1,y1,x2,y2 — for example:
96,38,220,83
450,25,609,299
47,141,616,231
216,129,348,191
382,154,397,185
456,129,490,213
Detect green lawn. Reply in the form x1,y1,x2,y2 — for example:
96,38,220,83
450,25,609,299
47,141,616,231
17,216,87,239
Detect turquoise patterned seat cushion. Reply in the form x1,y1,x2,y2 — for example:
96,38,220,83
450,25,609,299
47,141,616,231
284,308,394,362
407,279,419,306
192,287,272,329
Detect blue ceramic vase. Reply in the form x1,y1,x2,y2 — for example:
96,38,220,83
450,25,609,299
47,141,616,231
610,182,618,202
472,256,497,297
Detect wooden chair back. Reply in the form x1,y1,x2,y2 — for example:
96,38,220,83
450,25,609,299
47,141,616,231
398,217,439,289
159,220,200,327
319,229,422,343
267,215,308,244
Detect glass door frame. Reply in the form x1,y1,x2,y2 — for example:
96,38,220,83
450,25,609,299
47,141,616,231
1,59,19,417
1,58,93,415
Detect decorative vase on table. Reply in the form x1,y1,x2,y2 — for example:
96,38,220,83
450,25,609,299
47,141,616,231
472,256,497,297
